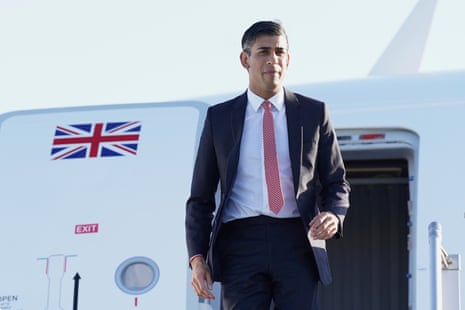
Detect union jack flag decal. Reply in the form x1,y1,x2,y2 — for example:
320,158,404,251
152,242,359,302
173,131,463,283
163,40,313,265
51,121,141,160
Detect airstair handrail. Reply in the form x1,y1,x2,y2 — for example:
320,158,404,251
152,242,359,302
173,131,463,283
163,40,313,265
429,221,443,310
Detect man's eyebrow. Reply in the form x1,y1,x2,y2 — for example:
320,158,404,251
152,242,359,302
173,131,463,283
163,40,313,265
257,46,272,51
256,46,287,51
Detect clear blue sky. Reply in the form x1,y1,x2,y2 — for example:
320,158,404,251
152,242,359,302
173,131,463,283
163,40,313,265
1,0,464,114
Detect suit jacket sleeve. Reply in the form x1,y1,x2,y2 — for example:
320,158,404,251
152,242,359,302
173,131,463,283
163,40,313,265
185,107,219,260
316,102,350,236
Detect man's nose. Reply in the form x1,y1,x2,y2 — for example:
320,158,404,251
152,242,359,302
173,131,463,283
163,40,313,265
266,53,279,64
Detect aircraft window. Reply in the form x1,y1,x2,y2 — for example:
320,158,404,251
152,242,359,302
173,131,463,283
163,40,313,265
115,256,160,295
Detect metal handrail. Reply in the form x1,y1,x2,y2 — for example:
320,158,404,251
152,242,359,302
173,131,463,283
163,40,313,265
429,221,462,310
429,221,443,310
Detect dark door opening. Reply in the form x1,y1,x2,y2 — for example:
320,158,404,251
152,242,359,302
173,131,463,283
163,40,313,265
319,159,410,310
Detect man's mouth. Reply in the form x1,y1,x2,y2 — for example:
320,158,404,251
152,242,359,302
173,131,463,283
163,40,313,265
264,70,280,75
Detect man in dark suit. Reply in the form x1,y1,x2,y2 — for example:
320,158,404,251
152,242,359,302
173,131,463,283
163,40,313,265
185,20,350,309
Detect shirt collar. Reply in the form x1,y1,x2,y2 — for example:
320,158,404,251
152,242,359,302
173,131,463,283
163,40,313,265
247,88,285,112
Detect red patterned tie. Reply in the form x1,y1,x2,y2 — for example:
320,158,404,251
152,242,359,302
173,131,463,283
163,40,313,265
262,101,284,214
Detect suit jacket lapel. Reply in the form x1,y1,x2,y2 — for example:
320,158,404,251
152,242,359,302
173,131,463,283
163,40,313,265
225,92,247,191
284,89,302,195
230,92,247,144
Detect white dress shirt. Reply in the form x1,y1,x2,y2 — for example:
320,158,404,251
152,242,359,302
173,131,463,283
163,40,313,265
222,88,300,223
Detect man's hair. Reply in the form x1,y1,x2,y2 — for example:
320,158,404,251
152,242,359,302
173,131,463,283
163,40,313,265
241,20,288,55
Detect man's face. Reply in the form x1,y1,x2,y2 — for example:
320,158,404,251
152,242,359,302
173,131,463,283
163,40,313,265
240,34,290,99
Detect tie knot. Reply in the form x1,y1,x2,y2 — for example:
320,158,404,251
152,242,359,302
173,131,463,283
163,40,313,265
262,101,272,111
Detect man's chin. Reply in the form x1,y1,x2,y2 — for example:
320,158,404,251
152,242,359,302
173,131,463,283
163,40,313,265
265,81,283,91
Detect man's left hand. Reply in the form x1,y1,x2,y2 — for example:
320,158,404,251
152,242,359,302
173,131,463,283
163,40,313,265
308,212,339,240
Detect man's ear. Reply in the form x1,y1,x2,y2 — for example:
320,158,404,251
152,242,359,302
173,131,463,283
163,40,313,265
240,51,249,69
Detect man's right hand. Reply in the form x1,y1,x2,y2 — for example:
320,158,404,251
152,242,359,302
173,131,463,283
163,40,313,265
190,256,215,300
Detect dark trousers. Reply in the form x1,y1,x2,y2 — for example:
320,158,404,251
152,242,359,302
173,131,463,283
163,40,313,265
217,215,319,310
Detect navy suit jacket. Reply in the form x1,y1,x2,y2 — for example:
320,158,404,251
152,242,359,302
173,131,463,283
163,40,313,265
185,89,350,285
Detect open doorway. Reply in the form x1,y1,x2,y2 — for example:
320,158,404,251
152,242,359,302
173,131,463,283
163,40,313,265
319,128,418,310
